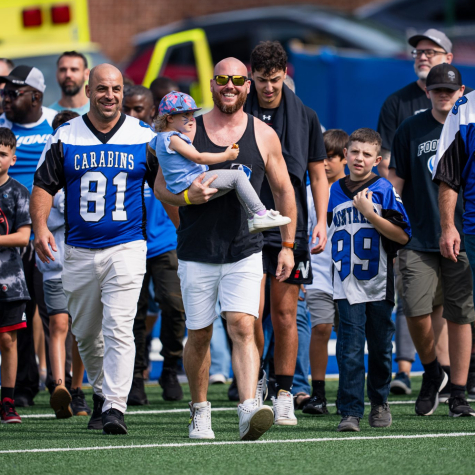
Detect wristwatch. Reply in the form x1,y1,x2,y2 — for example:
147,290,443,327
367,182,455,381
282,241,297,251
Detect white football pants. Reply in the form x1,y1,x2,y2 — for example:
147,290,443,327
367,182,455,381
62,240,147,413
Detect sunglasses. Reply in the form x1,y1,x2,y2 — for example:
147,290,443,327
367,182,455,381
0,89,34,100
214,75,247,86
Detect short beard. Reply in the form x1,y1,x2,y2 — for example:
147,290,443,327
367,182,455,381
414,63,429,81
212,89,247,114
60,83,81,97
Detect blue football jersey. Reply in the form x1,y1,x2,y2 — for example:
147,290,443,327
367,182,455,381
433,91,475,235
0,108,56,191
327,176,411,305
143,181,177,259
34,114,158,249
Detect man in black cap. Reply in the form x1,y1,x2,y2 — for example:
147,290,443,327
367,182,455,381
377,29,473,396
389,63,475,418
0,65,57,407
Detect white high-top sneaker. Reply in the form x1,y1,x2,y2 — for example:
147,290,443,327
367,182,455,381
255,370,268,407
238,399,274,441
188,401,215,439
271,390,298,426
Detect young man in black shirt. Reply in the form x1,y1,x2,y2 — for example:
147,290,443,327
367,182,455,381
377,29,470,394
390,64,475,417
245,41,328,426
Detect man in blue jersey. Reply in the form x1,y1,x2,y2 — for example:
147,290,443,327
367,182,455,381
122,86,185,405
0,65,57,407
30,64,158,435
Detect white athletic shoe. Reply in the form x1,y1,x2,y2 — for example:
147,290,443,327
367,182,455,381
255,370,268,407
238,400,274,440
209,374,227,385
271,390,298,426
188,401,215,439
248,210,291,234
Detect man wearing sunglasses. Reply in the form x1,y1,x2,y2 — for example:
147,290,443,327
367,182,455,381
0,65,57,408
154,57,296,441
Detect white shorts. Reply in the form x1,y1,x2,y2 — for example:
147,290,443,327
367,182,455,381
177,252,263,330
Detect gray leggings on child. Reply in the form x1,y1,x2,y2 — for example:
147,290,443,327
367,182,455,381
203,169,266,218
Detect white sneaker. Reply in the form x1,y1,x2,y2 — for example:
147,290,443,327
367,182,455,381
238,400,274,440
248,210,291,234
209,374,227,385
271,390,298,426
255,370,268,407
188,401,215,439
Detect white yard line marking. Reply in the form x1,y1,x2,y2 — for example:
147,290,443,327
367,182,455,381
20,400,422,419
1,432,474,454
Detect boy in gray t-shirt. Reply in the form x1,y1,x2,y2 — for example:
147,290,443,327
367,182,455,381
0,127,31,424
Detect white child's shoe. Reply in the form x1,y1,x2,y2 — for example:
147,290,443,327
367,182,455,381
238,399,274,440
248,210,291,234
188,401,215,439
271,390,298,426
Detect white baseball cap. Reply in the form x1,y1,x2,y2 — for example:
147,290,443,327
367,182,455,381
0,65,46,92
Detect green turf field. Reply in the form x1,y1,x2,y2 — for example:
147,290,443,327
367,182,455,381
1,378,475,475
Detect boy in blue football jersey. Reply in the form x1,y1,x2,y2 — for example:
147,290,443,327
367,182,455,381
328,128,411,432
151,91,291,233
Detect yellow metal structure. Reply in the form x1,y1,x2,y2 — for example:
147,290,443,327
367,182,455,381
142,28,214,110
0,0,91,57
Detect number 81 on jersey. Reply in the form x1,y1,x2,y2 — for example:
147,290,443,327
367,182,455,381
80,171,128,222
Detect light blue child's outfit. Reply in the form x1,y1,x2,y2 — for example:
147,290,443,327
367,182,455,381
150,131,207,194
149,130,265,217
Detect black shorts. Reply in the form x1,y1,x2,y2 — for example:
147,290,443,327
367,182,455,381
262,244,313,285
0,300,27,333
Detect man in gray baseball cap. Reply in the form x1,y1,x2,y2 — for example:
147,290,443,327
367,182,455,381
378,29,458,178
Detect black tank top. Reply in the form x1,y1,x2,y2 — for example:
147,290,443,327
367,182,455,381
176,114,266,263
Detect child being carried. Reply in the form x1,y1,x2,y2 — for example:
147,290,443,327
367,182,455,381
150,91,291,233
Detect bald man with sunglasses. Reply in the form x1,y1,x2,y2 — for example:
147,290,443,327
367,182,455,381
154,57,296,441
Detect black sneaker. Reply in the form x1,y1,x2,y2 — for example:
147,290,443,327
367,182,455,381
128,377,149,406
389,372,412,395
468,372,475,399
439,377,451,403
415,370,448,416
337,416,360,432
102,408,128,435
159,368,183,401
228,376,240,402
70,388,91,416
302,396,329,415
87,393,105,430
448,396,475,417
368,402,392,428
14,393,34,408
